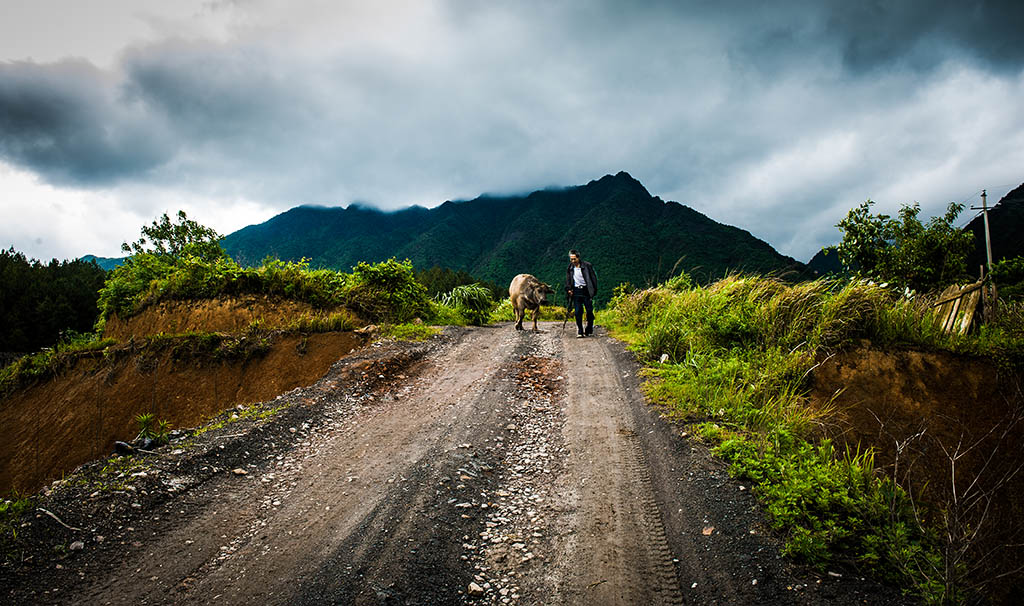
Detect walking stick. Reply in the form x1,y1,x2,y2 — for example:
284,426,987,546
562,290,571,331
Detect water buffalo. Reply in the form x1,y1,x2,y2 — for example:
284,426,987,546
509,274,555,332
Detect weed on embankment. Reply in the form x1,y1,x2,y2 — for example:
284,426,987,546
601,274,1024,605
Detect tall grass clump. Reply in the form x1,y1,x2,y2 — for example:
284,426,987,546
436,283,495,326
605,272,970,602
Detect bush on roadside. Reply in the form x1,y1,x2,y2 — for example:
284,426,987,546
345,258,428,323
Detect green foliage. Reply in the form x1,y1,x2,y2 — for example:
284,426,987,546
287,311,357,333
1,493,34,558
427,300,468,326
345,258,429,323
0,334,116,397
98,212,363,325
991,256,1024,301
603,273,1016,602
383,322,439,341
135,412,171,446
836,200,974,293
121,210,224,262
437,283,494,326
0,247,107,354
715,434,927,575
97,253,353,323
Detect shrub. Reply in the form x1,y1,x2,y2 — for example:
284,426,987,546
345,258,428,323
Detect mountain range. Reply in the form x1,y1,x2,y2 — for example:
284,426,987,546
220,172,804,304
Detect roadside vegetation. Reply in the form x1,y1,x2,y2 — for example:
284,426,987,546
601,197,1024,604
601,273,1022,604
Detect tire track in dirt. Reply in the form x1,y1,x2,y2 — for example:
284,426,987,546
548,327,685,605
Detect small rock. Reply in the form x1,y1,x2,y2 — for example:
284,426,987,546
468,582,485,596
231,468,248,476
69,541,85,551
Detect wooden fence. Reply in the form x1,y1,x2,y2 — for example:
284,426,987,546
933,280,997,334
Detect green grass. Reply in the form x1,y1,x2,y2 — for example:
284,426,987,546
604,273,1022,604
382,323,439,341
0,335,118,397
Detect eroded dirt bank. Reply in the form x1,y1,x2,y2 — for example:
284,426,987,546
2,324,903,605
0,331,364,494
102,295,351,341
812,348,1024,604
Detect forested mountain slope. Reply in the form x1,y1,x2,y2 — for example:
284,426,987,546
222,172,803,304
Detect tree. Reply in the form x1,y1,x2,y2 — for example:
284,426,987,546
835,200,974,292
121,210,224,262
991,256,1024,301
0,247,107,353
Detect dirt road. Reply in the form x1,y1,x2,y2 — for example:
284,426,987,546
3,324,904,604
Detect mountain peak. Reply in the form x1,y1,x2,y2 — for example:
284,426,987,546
585,171,651,197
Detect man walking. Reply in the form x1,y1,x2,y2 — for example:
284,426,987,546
565,250,597,338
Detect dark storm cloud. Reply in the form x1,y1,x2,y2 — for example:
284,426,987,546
1,0,1022,262
0,59,173,185
822,0,1024,73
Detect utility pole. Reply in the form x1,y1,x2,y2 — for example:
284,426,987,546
971,189,994,274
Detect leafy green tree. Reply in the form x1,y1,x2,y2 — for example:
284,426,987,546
121,210,224,262
836,200,974,292
99,212,227,323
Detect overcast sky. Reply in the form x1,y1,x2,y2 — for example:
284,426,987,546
2,0,1023,263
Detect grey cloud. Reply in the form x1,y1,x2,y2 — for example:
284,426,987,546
0,59,174,185
824,0,1024,73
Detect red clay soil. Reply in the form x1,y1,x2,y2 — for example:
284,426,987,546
811,347,1024,602
102,295,349,340
0,331,365,495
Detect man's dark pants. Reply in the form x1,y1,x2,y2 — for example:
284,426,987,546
571,289,594,335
